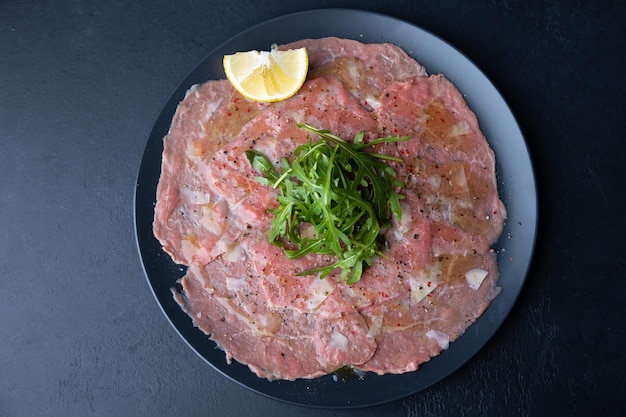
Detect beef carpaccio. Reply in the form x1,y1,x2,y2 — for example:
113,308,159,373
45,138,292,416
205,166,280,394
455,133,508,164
153,37,506,380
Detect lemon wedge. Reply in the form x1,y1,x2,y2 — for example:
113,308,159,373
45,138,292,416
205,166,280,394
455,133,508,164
223,45,308,103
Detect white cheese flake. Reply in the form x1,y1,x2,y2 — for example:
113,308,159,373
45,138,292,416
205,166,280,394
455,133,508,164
306,277,335,311
182,189,212,205
225,275,246,291
367,314,383,338
180,238,197,261
222,244,243,263
409,263,442,304
426,329,450,349
200,205,224,235
449,120,470,137
409,277,438,304
329,331,349,351
465,268,489,290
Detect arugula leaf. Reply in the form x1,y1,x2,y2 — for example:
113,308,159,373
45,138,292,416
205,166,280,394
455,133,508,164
245,124,409,284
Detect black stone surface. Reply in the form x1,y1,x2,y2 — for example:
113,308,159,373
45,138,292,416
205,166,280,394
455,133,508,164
1,1,624,416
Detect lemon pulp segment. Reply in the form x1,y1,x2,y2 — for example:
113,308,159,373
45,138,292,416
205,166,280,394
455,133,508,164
223,46,308,102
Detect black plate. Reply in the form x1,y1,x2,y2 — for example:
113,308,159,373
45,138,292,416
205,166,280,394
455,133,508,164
134,8,537,409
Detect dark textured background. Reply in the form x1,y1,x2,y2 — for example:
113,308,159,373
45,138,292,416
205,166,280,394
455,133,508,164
1,1,624,416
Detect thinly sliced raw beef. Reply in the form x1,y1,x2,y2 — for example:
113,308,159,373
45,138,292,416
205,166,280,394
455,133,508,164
153,81,268,265
154,38,506,380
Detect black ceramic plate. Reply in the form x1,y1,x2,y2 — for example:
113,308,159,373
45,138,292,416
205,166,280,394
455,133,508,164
135,8,537,409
